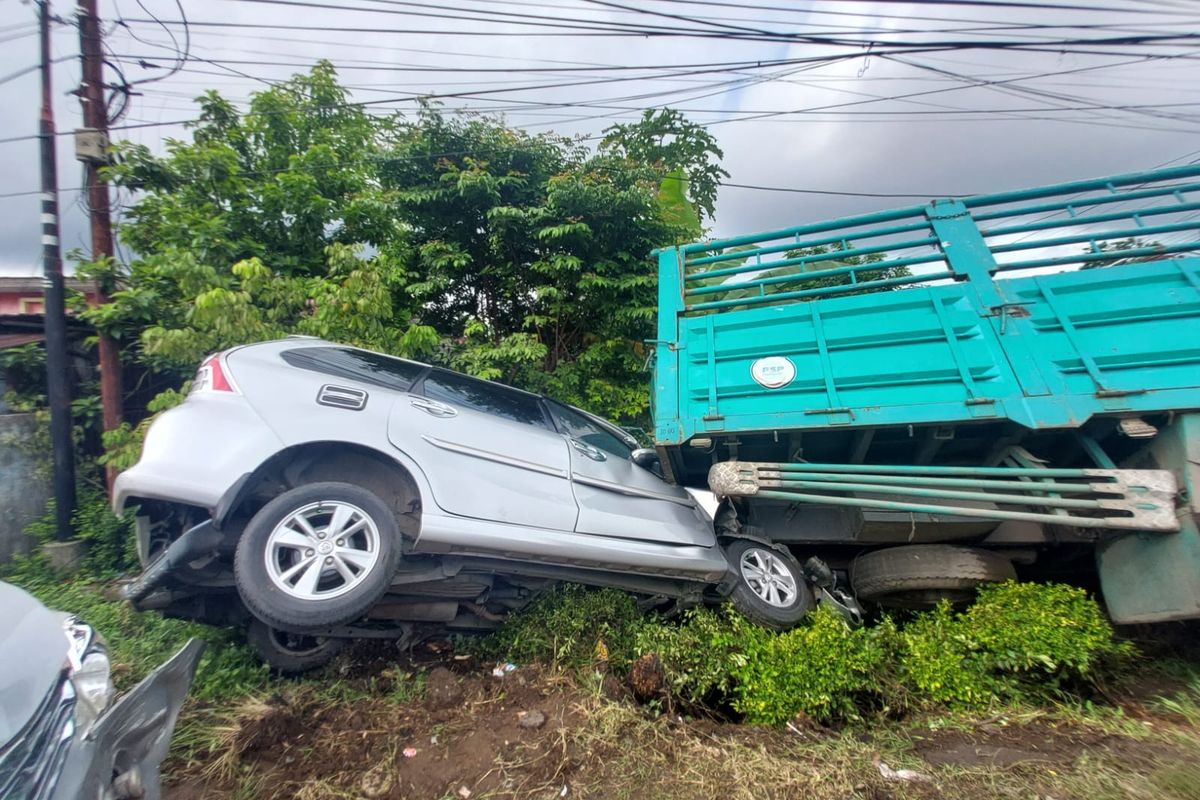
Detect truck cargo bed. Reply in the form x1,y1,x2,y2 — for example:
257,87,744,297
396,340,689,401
653,165,1200,482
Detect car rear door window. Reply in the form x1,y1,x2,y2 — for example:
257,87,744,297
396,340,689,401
281,347,426,392
422,370,551,430
546,401,635,459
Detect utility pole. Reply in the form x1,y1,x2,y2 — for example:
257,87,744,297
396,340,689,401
76,0,123,453
38,0,77,541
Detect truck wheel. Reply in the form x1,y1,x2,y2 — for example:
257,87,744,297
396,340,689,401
246,617,347,675
724,539,815,631
851,545,1016,609
234,482,400,633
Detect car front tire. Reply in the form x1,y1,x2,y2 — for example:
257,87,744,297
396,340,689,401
724,538,814,631
234,482,400,633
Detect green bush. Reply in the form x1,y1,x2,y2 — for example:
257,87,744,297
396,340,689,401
16,490,138,579
634,606,741,704
473,584,648,669
489,580,1134,724
899,581,1132,707
730,606,896,724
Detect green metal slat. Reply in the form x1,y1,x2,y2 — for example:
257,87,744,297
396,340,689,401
980,200,1200,238
929,294,980,401
765,471,1110,493
685,234,938,283
990,219,1200,255
1032,277,1112,393
764,462,1104,477
685,250,946,296
993,240,1200,272
962,163,1200,210
970,180,1200,222
810,303,841,412
687,271,954,312
767,479,1111,510
685,219,932,267
679,206,922,255
753,489,1131,529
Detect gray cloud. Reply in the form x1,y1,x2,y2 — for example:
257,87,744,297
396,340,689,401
1,0,1197,273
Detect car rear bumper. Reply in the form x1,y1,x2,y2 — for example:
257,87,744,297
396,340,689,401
113,394,283,516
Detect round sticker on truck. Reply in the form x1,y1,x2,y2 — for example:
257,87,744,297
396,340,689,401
750,356,795,388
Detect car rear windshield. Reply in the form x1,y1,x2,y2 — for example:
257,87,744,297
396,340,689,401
281,347,426,392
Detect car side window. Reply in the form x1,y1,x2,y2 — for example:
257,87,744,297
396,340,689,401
281,347,426,392
546,402,634,460
422,370,551,430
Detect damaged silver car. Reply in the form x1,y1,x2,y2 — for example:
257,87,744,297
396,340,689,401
115,338,821,672
0,581,202,800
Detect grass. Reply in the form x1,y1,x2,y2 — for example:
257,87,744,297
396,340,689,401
6,566,269,702
7,503,1200,799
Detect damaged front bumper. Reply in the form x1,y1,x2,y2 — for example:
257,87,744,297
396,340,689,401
5,639,205,800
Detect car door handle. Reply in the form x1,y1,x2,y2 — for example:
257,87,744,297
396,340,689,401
410,397,457,417
570,438,607,461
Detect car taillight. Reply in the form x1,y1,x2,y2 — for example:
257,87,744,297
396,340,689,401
192,353,239,394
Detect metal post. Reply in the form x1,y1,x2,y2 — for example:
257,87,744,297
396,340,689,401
38,0,76,541
76,0,123,453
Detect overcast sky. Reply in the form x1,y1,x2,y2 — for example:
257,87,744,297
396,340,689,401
1,0,1198,276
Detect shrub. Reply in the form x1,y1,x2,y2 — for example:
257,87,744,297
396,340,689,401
729,606,896,724
490,580,1133,724
15,490,138,579
474,584,647,669
899,581,1132,707
634,606,741,704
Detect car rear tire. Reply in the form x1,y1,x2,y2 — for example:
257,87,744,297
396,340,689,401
850,544,1016,609
234,482,400,633
724,539,814,631
246,617,347,675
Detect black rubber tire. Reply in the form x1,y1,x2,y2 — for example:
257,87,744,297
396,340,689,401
234,482,401,633
850,545,1016,609
246,617,347,675
724,539,815,631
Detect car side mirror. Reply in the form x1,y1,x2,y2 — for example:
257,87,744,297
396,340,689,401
631,448,661,472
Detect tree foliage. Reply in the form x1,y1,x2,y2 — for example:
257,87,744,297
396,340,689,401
86,65,723,428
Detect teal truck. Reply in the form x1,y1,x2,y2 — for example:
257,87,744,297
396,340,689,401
652,164,1200,625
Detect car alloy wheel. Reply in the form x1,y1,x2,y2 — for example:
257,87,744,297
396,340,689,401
738,546,800,608
264,501,381,601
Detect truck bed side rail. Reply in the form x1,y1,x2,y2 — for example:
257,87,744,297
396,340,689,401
669,163,1200,313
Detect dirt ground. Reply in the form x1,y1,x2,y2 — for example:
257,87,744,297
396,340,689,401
163,641,1200,800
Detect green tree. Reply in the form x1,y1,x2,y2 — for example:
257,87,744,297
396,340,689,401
1081,237,1167,269
601,108,728,222
88,62,436,379
378,104,699,419
87,67,719,438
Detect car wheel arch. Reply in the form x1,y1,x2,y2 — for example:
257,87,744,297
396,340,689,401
218,441,425,540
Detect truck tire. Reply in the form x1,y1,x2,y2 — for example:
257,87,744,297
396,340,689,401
851,545,1016,609
246,617,347,675
724,539,815,631
234,482,400,633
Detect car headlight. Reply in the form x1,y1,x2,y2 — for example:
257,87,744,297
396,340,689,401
62,617,115,735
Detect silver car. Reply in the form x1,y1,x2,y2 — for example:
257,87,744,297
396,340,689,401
115,338,814,671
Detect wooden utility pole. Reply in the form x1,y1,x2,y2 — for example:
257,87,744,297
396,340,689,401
38,0,76,541
76,0,124,450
